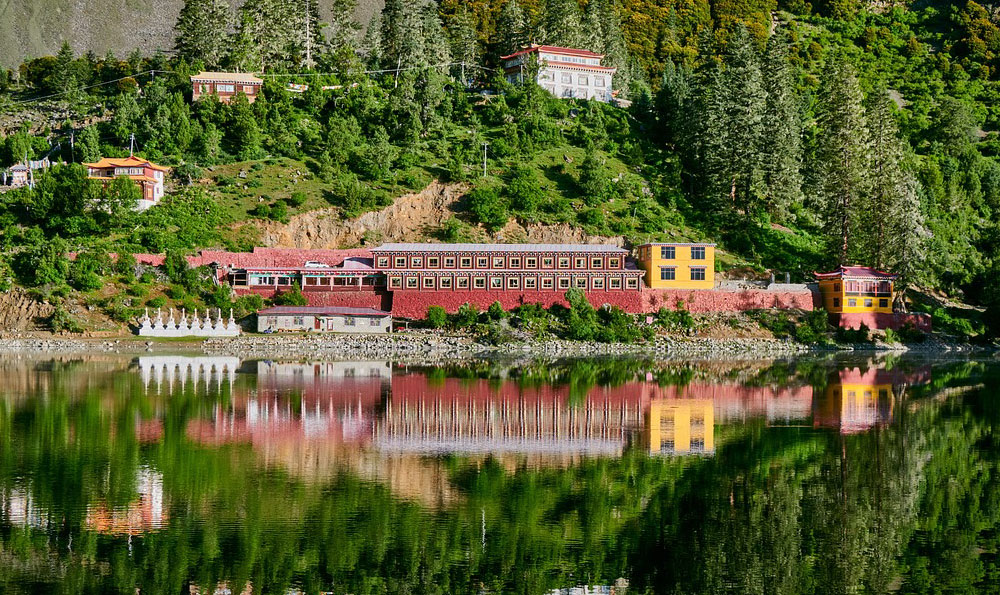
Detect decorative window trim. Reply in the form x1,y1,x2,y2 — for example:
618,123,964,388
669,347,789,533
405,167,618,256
439,277,452,289
526,257,538,268
542,277,554,289
376,257,389,268
558,277,570,289
457,277,470,289
444,257,456,268
473,277,486,289
460,257,472,268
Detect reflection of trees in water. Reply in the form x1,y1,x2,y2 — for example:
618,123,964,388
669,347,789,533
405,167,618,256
0,359,998,592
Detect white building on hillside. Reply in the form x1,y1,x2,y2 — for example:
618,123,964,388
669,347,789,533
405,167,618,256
501,44,617,103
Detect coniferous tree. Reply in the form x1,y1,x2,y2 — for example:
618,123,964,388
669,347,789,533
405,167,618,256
814,59,869,264
655,59,694,152
540,0,583,48
583,0,630,93
704,26,766,220
235,0,298,71
497,0,530,55
360,14,383,67
449,7,480,85
760,31,804,221
76,125,101,163
175,0,232,69
864,86,926,276
421,3,452,68
324,0,361,62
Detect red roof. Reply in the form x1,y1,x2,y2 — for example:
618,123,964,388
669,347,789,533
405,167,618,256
258,306,390,317
815,266,897,280
500,44,605,61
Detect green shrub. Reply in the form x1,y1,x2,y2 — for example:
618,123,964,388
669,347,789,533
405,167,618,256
286,191,308,207
487,301,506,321
50,305,82,333
146,296,167,308
272,284,308,306
453,303,480,328
466,185,509,231
426,305,448,328
656,303,695,331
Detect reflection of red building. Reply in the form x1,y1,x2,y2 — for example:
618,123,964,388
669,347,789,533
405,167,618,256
185,362,389,448
813,366,931,434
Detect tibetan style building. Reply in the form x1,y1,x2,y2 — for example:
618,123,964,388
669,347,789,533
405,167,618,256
371,243,644,293
191,72,264,104
84,155,169,210
815,266,931,331
501,45,617,103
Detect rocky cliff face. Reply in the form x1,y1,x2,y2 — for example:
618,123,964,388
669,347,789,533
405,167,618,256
0,0,382,68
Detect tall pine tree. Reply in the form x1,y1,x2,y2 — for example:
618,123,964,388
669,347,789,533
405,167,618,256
760,31,804,221
864,86,926,276
175,0,232,69
497,0,530,55
540,0,583,48
814,59,870,264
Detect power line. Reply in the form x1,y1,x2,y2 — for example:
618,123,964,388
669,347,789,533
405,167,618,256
9,70,167,105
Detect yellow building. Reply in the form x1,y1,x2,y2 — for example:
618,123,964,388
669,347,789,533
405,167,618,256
637,243,716,289
645,399,714,455
816,368,896,434
816,266,895,314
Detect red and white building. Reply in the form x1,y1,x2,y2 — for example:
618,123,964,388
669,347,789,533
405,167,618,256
371,243,643,294
191,72,264,104
84,155,169,210
501,44,617,102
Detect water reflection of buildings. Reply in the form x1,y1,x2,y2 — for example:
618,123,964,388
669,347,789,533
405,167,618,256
815,366,932,434
137,356,240,392
132,359,931,459
84,468,167,536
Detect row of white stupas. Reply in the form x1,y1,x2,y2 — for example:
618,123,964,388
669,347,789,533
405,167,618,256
138,308,241,337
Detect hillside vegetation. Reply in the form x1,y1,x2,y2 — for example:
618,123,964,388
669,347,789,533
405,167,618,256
0,0,998,339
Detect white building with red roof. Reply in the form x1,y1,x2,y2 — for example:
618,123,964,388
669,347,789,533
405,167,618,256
84,155,169,210
500,44,616,102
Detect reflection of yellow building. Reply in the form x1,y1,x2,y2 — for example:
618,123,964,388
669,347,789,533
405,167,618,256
816,266,895,314
646,399,714,455
817,370,895,434
637,243,715,289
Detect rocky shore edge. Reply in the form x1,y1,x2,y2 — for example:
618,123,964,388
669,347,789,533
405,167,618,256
0,333,988,360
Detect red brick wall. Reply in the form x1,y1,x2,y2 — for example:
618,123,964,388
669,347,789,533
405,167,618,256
389,288,818,318
390,290,644,318
234,287,390,310
639,289,817,314
837,312,932,331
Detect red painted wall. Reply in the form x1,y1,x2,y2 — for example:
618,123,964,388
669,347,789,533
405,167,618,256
389,288,818,318
836,312,932,331
234,287,390,310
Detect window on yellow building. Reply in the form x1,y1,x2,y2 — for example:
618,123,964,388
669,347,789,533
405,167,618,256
660,267,675,281
660,246,675,259
864,299,873,307
690,267,706,281
691,247,706,260
880,299,888,308
848,299,857,307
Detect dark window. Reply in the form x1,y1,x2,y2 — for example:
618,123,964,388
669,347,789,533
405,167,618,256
691,246,706,260
690,267,706,281
660,246,675,259
879,299,888,308
460,257,472,268
848,299,857,307
474,277,486,289
864,299,873,308
833,298,840,307
660,267,676,281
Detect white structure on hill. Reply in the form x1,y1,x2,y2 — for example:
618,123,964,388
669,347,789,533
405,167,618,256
501,44,617,103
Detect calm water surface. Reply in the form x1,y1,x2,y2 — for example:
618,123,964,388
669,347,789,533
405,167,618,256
0,354,997,594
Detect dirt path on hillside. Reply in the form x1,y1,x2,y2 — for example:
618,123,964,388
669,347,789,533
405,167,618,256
255,181,625,249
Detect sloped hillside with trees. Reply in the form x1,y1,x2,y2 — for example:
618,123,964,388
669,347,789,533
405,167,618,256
0,0,999,337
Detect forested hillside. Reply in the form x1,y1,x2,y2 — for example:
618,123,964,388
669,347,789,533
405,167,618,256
1,0,999,335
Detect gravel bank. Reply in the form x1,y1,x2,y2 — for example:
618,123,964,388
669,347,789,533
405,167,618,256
200,333,817,361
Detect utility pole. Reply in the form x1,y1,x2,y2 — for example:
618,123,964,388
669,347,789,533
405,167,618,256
129,133,135,157
70,131,75,163
482,142,489,178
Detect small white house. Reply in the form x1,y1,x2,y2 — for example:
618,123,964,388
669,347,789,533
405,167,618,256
501,44,617,103
256,306,392,334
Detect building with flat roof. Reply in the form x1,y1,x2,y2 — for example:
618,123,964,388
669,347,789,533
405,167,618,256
191,71,264,104
501,45,617,103
372,242,643,293
637,242,716,290
256,306,392,334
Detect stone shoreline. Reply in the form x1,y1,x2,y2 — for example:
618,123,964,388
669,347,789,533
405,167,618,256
0,333,989,360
